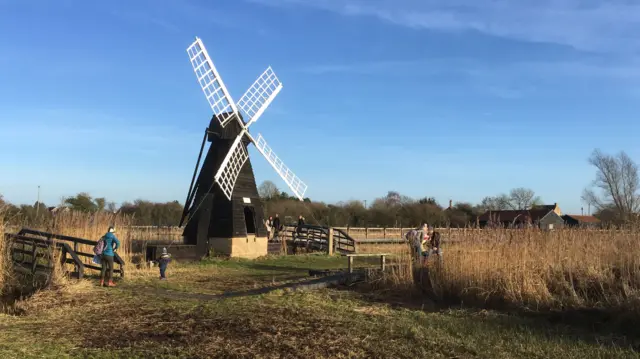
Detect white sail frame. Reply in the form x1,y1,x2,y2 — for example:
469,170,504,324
214,133,249,200
187,37,239,127
237,66,283,128
187,36,308,202
251,133,308,201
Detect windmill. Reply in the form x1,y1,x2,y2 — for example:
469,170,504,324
179,36,308,258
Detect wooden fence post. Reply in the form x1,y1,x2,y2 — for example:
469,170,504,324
383,228,386,239
31,242,37,274
328,228,334,255
73,242,79,274
365,227,368,239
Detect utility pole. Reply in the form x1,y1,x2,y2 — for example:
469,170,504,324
36,185,41,218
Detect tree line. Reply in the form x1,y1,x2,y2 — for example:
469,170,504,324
1,148,638,227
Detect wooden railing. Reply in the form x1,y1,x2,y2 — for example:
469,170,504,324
124,225,625,241
277,224,356,254
332,227,357,253
5,232,85,279
16,228,125,278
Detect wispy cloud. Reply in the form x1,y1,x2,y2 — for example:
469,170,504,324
295,59,426,75
248,0,640,53
103,0,270,35
293,56,640,98
109,8,181,33
0,108,201,152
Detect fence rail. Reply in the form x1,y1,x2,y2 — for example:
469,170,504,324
123,225,628,242
274,224,356,254
11,228,125,278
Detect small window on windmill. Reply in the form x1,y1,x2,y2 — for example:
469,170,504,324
243,197,251,204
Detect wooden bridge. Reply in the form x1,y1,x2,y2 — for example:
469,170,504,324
267,224,357,255
3,228,125,280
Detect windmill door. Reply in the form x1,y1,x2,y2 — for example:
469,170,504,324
243,206,257,235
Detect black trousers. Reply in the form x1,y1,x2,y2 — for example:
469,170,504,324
100,254,115,281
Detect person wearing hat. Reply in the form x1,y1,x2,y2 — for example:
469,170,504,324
157,247,172,280
100,226,120,287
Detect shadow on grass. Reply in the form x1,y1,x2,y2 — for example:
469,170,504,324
331,268,640,352
126,273,347,301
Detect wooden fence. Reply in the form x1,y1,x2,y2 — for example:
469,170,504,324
125,225,635,242
5,228,126,279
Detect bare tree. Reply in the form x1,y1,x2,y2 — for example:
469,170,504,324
582,149,640,222
107,202,118,213
479,194,511,211
258,180,280,200
94,197,106,211
480,188,540,211
509,187,541,210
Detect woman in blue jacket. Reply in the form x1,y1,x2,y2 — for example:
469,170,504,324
100,226,120,287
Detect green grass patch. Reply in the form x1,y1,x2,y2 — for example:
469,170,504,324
1,254,638,358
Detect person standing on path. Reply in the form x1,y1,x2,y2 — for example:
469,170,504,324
265,216,273,241
425,231,443,262
414,223,430,264
100,226,120,287
273,214,281,242
157,247,172,280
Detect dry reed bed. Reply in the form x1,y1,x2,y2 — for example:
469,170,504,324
3,211,136,269
4,209,640,315
414,228,640,313
0,209,11,293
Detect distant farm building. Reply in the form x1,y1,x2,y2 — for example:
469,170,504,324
477,203,565,229
561,214,601,228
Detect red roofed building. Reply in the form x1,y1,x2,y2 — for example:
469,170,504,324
561,214,601,228
477,203,565,229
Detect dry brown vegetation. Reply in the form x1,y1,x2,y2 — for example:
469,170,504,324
1,209,139,308
3,211,640,356
368,227,640,317
0,209,12,294
1,254,637,358
4,210,640,315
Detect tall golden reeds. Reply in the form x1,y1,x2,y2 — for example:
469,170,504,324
405,227,640,312
44,211,135,265
0,206,12,293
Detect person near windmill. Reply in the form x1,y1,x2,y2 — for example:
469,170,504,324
156,247,172,280
97,226,120,287
424,231,443,263
273,214,281,241
296,215,306,239
414,223,430,265
265,216,274,241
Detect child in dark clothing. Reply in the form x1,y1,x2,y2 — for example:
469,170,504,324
156,247,172,280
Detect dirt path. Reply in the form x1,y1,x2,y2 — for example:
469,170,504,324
117,273,349,301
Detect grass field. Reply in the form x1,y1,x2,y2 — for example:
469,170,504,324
3,210,640,358
1,254,639,359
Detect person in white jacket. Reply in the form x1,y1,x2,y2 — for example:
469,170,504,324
413,223,429,262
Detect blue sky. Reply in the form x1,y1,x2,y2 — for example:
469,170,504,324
1,0,639,215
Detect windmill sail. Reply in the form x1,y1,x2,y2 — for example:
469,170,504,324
237,66,283,127
253,133,308,201
187,37,239,127
214,133,250,200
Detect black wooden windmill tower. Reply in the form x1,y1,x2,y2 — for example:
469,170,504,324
179,36,308,258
